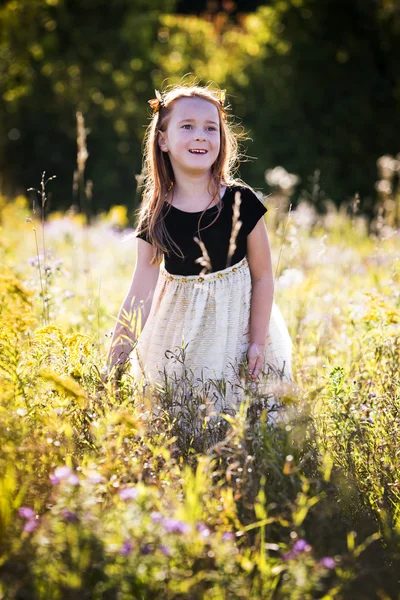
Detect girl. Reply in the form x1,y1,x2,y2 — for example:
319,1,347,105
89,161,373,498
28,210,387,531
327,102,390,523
105,85,292,412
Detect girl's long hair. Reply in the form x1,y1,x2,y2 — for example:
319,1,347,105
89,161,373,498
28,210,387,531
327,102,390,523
135,83,248,265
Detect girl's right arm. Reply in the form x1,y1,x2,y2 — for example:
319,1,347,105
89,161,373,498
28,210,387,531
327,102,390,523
104,239,160,380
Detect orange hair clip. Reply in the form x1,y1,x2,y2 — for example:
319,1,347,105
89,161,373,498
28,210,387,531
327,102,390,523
216,89,226,107
148,89,164,114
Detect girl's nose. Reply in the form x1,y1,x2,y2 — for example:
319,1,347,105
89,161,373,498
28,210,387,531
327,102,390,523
195,134,206,141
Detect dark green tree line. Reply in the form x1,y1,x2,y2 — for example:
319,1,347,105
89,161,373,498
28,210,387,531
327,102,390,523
0,0,175,212
1,0,399,214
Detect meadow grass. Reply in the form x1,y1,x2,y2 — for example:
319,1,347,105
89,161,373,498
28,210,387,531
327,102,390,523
0,193,399,599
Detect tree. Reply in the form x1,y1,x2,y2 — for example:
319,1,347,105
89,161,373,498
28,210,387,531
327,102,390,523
0,0,175,211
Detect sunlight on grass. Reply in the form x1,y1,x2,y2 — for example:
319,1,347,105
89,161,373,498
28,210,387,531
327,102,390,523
0,193,398,598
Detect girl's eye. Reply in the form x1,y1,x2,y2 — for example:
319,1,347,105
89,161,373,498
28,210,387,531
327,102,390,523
181,124,218,131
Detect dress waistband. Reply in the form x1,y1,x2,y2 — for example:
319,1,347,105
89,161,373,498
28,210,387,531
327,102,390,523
160,256,248,283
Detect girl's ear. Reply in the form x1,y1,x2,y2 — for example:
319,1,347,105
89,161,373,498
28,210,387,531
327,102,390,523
158,131,168,153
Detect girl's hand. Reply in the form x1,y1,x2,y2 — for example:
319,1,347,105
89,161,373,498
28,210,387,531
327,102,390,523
247,343,265,381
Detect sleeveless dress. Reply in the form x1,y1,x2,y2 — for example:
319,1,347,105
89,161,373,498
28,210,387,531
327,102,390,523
131,185,293,413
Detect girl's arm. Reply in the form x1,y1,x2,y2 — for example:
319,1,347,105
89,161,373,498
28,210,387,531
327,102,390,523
246,218,274,379
104,239,160,379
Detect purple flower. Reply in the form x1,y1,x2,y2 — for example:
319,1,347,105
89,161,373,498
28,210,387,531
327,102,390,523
161,518,191,535
61,509,78,522
158,544,171,556
53,466,72,479
283,539,311,560
119,487,138,501
86,471,104,484
67,474,80,486
293,539,310,553
320,557,336,569
150,511,163,523
360,404,368,412
28,254,43,266
119,540,133,556
18,507,35,520
141,544,152,555
368,392,376,399
49,466,79,485
23,519,39,533
222,531,235,542
196,522,211,538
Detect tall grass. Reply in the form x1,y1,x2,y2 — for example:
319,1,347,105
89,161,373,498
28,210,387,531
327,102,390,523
0,186,399,598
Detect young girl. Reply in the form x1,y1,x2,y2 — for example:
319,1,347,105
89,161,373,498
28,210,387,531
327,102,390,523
105,85,293,412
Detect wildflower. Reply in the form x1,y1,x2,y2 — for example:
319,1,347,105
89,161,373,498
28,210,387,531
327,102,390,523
150,511,163,523
28,254,43,266
283,538,311,560
119,540,133,556
67,474,80,485
18,506,39,533
18,507,35,520
293,539,310,553
158,544,171,556
196,522,211,538
141,544,152,555
61,509,78,522
320,557,336,569
222,531,235,542
277,268,304,289
86,471,104,484
23,519,39,534
368,392,376,399
49,466,71,483
49,466,79,485
161,518,191,535
119,487,138,501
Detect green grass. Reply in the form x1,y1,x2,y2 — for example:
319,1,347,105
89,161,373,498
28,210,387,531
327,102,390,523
0,194,399,599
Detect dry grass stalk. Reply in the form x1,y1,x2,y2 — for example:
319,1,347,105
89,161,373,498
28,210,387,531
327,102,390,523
27,171,56,325
74,111,91,223
76,111,88,175
193,236,212,275
226,191,242,267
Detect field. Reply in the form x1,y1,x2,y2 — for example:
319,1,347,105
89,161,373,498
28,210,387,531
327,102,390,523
0,192,399,599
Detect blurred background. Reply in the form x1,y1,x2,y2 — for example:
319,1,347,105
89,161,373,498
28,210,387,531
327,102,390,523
1,0,400,219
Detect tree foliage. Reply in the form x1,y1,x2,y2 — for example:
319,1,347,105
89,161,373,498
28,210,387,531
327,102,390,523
1,0,399,213
0,0,176,211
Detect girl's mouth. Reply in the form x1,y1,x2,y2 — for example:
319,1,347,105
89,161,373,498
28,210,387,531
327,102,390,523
189,149,208,154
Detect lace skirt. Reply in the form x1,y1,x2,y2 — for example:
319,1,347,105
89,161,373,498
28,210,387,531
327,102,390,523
130,257,293,412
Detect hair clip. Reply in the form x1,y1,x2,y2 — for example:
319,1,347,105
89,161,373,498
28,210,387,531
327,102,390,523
148,89,164,114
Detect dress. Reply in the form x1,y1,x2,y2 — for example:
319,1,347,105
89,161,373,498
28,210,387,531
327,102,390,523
130,184,293,412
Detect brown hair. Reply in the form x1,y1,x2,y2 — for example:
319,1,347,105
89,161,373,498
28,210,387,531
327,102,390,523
135,83,247,265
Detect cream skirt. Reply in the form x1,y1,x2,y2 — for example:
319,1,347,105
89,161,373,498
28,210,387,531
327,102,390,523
130,257,293,412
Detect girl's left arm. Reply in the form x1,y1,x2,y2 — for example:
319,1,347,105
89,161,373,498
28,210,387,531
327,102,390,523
246,217,274,379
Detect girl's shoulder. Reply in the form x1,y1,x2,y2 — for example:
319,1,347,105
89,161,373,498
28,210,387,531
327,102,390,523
227,180,268,207
227,180,268,235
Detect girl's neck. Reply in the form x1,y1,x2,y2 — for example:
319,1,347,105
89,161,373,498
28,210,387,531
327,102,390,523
166,176,223,210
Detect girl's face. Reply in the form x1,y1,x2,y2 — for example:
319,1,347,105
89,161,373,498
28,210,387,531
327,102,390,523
158,97,221,177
